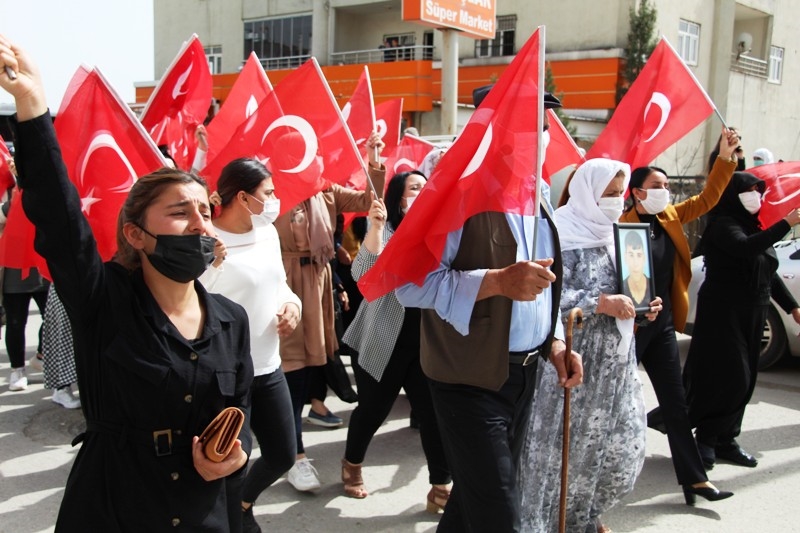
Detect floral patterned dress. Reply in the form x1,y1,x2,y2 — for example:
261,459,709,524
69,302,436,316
519,246,646,533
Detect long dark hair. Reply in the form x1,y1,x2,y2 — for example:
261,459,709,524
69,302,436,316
385,170,426,231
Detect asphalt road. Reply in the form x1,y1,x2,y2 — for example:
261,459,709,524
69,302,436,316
2,312,799,533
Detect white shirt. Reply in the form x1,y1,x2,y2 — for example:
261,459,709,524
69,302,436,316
200,219,301,376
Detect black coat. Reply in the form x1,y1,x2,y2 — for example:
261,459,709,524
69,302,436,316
15,114,253,532
684,172,796,440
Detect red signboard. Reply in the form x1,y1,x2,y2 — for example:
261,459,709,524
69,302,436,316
402,0,496,39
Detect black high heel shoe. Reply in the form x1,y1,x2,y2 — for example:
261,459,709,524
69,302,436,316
682,484,734,505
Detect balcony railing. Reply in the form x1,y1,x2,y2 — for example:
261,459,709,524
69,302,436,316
730,53,768,78
258,54,312,70
330,45,434,65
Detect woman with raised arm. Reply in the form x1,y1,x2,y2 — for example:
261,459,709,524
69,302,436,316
0,37,253,531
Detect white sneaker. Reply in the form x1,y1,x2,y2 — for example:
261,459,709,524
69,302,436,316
9,368,27,391
287,458,321,492
28,353,44,372
52,386,81,409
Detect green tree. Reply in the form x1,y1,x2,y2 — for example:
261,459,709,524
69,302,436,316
618,0,658,103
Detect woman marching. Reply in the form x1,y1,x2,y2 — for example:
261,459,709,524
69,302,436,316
0,37,253,531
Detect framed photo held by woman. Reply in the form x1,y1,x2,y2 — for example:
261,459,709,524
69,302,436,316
614,223,656,314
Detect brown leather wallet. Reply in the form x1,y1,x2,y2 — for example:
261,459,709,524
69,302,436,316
198,407,245,462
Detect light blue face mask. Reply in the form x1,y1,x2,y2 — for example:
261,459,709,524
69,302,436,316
752,159,764,167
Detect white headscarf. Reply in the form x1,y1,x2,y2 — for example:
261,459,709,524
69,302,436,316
554,158,631,252
554,158,634,356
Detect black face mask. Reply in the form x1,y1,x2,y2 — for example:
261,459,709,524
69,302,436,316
139,227,217,283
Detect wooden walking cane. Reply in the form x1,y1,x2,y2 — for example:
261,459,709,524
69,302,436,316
559,307,583,533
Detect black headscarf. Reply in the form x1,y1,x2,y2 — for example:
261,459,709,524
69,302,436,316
708,171,765,232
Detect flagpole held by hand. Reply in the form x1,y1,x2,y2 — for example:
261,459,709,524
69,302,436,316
531,25,546,260
559,307,583,533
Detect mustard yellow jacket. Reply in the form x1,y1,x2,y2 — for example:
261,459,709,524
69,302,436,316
620,157,736,332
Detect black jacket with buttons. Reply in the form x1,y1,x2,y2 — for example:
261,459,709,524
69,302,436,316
15,113,253,532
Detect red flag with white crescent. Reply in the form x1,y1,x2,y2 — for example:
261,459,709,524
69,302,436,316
205,52,273,165
749,161,800,228
140,34,212,171
586,38,715,169
375,98,403,154
543,109,584,183
55,66,166,261
200,58,363,214
358,29,544,301
342,67,375,149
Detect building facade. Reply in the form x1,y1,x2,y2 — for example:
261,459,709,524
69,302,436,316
141,0,799,175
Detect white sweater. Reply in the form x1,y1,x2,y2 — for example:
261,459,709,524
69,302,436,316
200,220,301,376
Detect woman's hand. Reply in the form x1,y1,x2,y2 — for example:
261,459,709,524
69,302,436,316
276,302,300,338
366,131,385,167
211,237,227,268
597,293,636,320
791,308,800,326
783,208,800,227
362,194,387,254
643,296,663,321
0,35,46,120
195,124,209,152
191,436,247,481
717,126,740,162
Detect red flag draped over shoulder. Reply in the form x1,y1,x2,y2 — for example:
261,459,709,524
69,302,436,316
205,52,273,165
586,38,715,169
55,67,166,261
140,35,211,171
200,58,363,214
749,161,800,228
358,29,543,301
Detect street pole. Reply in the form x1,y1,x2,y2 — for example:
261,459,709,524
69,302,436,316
440,28,459,136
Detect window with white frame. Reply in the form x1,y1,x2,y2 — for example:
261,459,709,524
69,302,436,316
769,45,784,83
677,19,700,65
475,15,516,58
205,45,222,74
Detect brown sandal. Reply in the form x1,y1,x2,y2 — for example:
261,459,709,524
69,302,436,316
426,485,450,513
341,459,368,499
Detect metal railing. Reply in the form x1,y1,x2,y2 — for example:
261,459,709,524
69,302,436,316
258,54,312,70
730,53,768,78
330,45,434,65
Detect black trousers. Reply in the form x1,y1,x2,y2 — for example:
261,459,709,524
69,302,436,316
345,342,450,485
636,309,707,485
429,361,536,533
242,369,297,502
284,366,311,455
3,290,48,368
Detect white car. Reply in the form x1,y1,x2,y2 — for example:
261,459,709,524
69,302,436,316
685,230,800,369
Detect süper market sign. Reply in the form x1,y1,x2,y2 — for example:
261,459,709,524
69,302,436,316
402,0,496,40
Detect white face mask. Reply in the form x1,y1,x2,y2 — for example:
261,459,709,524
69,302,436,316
739,190,762,214
247,195,281,225
401,195,416,215
597,196,625,222
639,188,670,214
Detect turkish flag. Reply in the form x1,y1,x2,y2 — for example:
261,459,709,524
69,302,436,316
55,66,166,261
375,98,403,153
749,161,800,228
0,134,15,196
140,34,212,171
543,109,584,183
586,38,715,169
205,52,273,165
383,134,436,178
200,58,363,214
358,29,545,301
342,67,375,149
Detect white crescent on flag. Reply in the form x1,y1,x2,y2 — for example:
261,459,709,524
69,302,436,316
262,115,319,173
245,95,259,119
77,132,138,213
394,158,416,173
172,63,193,99
765,173,800,205
460,123,494,179
376,119,387,139
341,102,352,121
642,92,671,143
